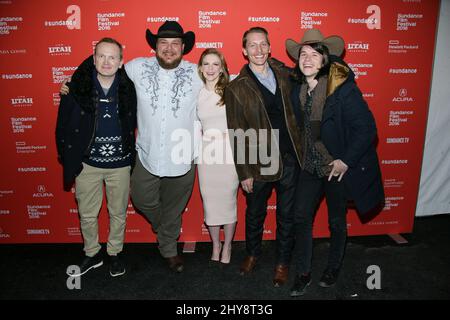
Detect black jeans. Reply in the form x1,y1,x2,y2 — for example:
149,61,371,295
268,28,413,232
244,153,299,265
294,169,347,274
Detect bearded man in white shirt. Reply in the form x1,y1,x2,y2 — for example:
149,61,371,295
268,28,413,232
126,21,203,273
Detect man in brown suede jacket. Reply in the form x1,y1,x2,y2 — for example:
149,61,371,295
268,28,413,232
225,27,303,287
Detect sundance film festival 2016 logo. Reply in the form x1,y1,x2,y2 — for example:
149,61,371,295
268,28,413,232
389,110,414,127
300,11,327,29
27,205,49,220
0,16,23,35
97,12,124,31
11,116,36,134
44,5,80,29
53,92,61,106
52,66,77,84
383,196,405,211
347,63,373,79
397,13,423,31
347,5,381,30
198,10,226,29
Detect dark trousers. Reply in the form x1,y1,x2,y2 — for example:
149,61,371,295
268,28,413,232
294,169,348,274
130,156,196,258
244,153,299,265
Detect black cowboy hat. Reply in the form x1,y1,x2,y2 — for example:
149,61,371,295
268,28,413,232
146,20,195,54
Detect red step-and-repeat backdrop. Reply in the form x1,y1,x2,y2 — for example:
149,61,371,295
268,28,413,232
0,0,440,243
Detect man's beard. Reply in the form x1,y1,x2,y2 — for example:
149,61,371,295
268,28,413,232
156,55,183,70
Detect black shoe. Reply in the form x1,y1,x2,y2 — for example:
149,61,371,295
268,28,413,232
166,255,184,273
318,269,339,288
68,253,103,277
290,273,312,297
109,254,126,277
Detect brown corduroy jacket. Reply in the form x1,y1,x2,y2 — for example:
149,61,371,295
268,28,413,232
225,58,303,182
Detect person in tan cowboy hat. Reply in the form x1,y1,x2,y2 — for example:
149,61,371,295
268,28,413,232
286,29,384,297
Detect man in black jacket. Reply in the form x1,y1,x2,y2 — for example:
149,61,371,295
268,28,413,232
56,37,137,277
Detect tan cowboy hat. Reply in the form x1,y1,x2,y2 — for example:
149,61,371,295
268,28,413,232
285,29,344,60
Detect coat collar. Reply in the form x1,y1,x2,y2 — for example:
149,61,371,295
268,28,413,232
327,62,350,97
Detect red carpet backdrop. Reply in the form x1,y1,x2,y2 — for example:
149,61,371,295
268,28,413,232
0,0,440,243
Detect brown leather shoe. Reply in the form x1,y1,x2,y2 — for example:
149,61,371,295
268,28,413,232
166,255,184,273
239,255,257,275
273,264,289,287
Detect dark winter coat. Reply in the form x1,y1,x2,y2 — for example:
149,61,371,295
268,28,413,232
55,56,137,190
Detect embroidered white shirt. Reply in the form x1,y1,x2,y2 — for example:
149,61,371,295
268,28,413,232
126,57,203,177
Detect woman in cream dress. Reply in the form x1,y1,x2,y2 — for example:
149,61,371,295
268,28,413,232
197,49,239,264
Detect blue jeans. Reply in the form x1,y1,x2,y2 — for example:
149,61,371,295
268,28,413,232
293,169,348,274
